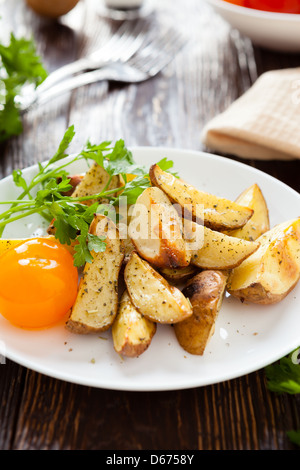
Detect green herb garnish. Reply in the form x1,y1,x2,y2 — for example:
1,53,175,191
265,348,300,447
0,32,48,142
0,125,175,267
265,349,300,394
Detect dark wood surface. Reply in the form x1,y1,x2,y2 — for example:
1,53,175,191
0,0,299,451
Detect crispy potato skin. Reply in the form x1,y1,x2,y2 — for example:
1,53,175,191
124,251,192,324
129,186,191,268
112,291,156,357
225,183,270,241
149,164,253,231
66,215,124,334
160,265,197,283
228,282,298,305
174,270,228,355
227,218,300,304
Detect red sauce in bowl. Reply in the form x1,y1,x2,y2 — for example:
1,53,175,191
223,0,300,13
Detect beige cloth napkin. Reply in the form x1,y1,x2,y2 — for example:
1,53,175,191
201,68,300,160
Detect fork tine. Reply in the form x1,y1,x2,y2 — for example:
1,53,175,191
90,18,150,63
128,28,186,76
117,24,151,62
150,34,186,74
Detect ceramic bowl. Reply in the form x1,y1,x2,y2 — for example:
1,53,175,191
205,0,300,52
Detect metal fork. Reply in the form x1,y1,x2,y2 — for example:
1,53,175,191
36,18,152,95
20,27,186,112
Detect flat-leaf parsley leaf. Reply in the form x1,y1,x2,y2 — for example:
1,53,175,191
0,32,47,142
0,126,176,267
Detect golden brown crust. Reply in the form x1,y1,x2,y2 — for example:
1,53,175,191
149,164,253,231
228,280,299,305
65,319,112,335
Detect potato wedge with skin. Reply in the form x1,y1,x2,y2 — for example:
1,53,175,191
71,162,120,206
112,291,156,357
128,186,191,268
184,219,260,270
227,218,300,305
160,265,197,283
47,166,119,234
225,183,270,241
66,215,124,334
124,251,192,324
149,164,253,231
174,270,228,355
121,234,136,264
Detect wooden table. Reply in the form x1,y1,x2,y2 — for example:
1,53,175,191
0,0,299,451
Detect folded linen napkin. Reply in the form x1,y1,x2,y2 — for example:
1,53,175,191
201,68,300,160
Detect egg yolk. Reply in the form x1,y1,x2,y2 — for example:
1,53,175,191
0,237,78,329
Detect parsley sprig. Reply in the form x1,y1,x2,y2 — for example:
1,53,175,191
265,350,300,394
265,348,300,447
0,125,175,267
0,33,48,142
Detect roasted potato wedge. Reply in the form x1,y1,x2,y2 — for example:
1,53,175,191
227,218,300,305
160,265,197,282
174,270,228,355
128,186,191,268
71,162,120,206
184,219,260,270
112,290,156,357
225,183,270,241
149,164,253,231
66,215,124,333
121,234,136,264
124,251,193,324
47,165,119,234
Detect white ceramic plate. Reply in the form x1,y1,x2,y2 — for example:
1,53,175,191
205,0,300,52
0,147,299,391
